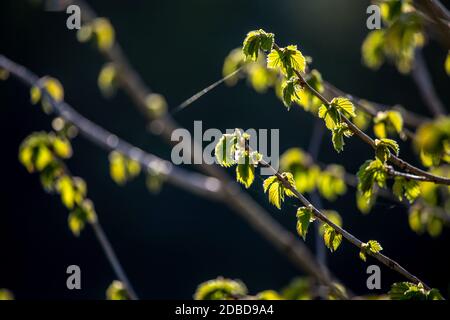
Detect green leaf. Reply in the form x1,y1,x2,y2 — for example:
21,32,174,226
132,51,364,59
323,224,342,252
109,151,141,185
357,159,387,204
317,166,347,201
236,162,255,189
331,123,353,153
373,111,403,138
330,97,356,118
194,277,248,300
362,30,385,70
359,240,383,262
267,45,306,77
281,77,301,109
98,63,117,97
375,138,399,162
262,172,295,209
389,282,443,300
392,177,420,203
263,176,284,209
242,29,274,61
68,199,97,236
296,207,314,240
214,134,237,167
318,105,340,130
106,281,129,300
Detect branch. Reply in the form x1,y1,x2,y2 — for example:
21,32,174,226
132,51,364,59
0,55,351,299
258,159,432,290
411,49,446,117
274,43,450,186
65,0,356,297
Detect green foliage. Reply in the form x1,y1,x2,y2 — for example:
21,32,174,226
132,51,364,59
392,177,420,203
374,138,399,163
256,290,283,300
296,207,314,240
263,173,296,209
77,17,115,51
242,29,274,61
331,123,353,153
280,277,312,300
280,148,319,194
281,77,301,109
0,289,14,300
373,110,403,139
267,45,306,77
297,69,324,112
414,117,450,167
389,282,443,300
322,224,342,252
359,240,383,262
109,151,141,185
214,130,261,189
318,97,355,130
236,153,255,189
106,281,129,300
357,159,388,205
68,199,97,237
194,277,247,300
18,131,97,236
362,1,425,74
362,30,385,70
30,76,64,113
317,165,347,201
98,63,117,97
408,203,443,237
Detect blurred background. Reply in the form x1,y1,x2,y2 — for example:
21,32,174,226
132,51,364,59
0,0,449,299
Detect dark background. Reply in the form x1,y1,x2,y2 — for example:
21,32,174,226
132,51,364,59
0,0,449,299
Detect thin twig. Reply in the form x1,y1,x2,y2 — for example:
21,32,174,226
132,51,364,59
275,43,450,186
412,49,446,117
0,54,350,298
90,221,138,300
259,159,432,290
67,0,352,296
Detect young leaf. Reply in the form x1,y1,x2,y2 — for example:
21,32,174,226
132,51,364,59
267,45,306,77
242,29,274,61
359,240,383,262
236,160,255,189
194,277,248,300
330,97,356,118
106,281,129,300
318,105,340,130
389,282,443,300
296,207,314,240
375,138,399,162
98,63,117,97
263,176,284,209
263,172,296,209
214,134,237,167
357,159,387,204
392,177,420,203
361,30,385,70
331,123,353,153
281,77,301,109
323,224,342,252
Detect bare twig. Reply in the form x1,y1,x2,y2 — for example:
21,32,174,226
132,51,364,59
412,49,446,117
